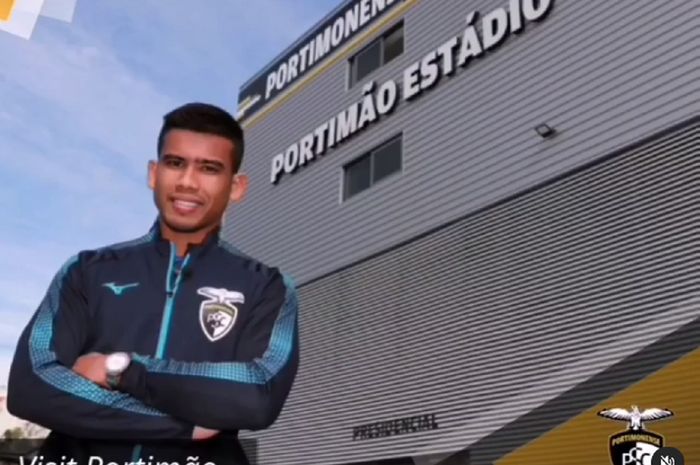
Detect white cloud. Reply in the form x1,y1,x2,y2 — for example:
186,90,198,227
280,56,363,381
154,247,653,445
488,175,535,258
0,29,177,172
41,0,77,22
78,0,342,107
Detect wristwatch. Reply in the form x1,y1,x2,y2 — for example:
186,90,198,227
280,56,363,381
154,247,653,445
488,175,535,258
105,352,131,389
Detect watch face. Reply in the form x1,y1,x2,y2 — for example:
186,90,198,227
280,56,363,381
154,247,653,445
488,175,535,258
106,353,130,373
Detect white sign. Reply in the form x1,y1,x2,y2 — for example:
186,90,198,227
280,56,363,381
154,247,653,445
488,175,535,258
270,0,555,184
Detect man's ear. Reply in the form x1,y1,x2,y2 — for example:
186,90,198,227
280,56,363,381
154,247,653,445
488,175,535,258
147,160,157,190
229,174,249,204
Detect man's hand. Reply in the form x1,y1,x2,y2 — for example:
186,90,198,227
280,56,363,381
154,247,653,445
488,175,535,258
74,354,219,441
72,353,109,388
192,426,220,440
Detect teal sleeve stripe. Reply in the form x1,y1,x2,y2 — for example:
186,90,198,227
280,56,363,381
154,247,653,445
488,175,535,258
132,274,298,384
29,254,166,417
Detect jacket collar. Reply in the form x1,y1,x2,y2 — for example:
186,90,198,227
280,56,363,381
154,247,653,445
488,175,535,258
149,217,221,259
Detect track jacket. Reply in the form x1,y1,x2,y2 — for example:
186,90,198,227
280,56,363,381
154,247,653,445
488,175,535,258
7,220,299,465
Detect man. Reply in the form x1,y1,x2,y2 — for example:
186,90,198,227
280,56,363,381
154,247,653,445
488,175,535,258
7,103,299,465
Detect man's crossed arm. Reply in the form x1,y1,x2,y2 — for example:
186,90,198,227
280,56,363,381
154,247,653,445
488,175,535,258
7,254,299,441
72,271,299,434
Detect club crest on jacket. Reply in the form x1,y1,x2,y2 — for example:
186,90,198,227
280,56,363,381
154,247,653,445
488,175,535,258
197,287,245,342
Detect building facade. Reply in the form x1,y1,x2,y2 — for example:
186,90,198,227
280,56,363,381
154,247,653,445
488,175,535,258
224,1,699,464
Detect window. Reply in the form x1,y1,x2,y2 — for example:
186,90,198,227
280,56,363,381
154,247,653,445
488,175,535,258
349,22,404,87
343,134,402,200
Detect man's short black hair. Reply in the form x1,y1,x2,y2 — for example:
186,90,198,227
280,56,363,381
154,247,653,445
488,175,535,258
157,102,245,173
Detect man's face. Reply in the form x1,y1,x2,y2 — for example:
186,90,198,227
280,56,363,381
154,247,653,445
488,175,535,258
148,129,247,234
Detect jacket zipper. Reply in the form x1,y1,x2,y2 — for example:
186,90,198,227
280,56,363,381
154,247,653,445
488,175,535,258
156,245,190,357
132,244,190,460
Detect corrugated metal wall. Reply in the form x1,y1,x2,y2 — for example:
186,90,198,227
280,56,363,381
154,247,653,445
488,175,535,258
241,120,699,464
224,0,700,286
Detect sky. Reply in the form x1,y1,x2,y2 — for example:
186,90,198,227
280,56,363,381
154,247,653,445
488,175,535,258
0,0,340,386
